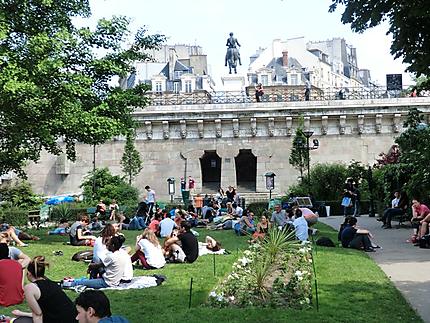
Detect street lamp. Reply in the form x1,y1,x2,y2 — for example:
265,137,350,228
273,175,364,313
301,131,319,187
264,172,276,201
167,177,176,203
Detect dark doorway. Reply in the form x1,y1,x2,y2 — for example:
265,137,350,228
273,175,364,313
235,149,257,192
200,151,221,191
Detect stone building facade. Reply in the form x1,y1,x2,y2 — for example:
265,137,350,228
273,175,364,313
25,97,430,200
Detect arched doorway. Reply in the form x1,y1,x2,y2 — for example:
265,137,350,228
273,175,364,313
235,149,257,192
200,151,221,191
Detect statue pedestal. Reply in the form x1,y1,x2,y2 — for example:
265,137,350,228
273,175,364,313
221,75,246,92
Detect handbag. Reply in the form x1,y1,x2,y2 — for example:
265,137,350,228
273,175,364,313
341,197,352,207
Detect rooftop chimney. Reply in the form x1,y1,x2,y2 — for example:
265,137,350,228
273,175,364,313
282,51,289,67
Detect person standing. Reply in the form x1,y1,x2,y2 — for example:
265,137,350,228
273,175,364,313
188,176,195,194
352,184,361,217
255,83,264,102
342,178,354,216
193,193,204,217
304,80,311,101
180,177,186,191
145,186,156,215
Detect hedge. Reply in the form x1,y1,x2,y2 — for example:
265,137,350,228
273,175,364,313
0,207,28,226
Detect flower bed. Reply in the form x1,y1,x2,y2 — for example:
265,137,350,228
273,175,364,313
208,230,313,308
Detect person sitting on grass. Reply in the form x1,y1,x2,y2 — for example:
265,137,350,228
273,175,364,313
270,204,288,229
148,213,162,236
251,215,271,242
72,236,133,289
48,218,70,235
11,256,77,323
69,214,97,246
159,214,176,238
90,224,117,279
130,228,166,270
0,243,24,307
293,209,309,242
75,290,129,323
164,221,199,263
340,217,375,252
0,232,31,268
235,210,256,235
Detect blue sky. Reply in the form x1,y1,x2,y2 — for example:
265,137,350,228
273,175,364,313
85,0,413,86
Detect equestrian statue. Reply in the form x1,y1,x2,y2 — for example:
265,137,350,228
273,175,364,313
225,32,242,74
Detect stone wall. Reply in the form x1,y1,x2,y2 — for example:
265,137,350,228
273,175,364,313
25,97,430,200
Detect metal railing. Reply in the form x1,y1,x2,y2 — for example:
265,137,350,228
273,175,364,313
148,86,420,106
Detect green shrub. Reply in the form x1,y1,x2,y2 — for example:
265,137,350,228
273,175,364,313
80,168,139,206
0,180,42,209
0,207,28,226
50,203,73,222
247,202,268,217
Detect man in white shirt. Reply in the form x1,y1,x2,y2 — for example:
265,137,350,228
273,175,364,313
159,216,176,238
74,236,133,289
145,185,156,214
232,203,243,218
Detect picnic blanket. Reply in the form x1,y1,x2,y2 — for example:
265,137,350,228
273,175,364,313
198,242,226,256
101,275,166,290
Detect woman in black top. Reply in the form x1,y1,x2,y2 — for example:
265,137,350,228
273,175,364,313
11,256,77,323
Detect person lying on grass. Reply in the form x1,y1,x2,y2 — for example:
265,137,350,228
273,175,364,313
163,221,199,263
11,256,77,323
48,218,70,235
72,236,133,289
0,223,40,247
130,228,166,269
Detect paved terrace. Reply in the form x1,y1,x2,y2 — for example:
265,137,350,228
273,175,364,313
320,216,430,323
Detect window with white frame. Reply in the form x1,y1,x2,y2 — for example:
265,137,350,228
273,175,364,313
290,74,298,85
184,80,192,93
261,74,269,86
173,82,180,94
155,81,163,93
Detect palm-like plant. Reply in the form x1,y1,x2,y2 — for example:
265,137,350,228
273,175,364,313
261,227,300,264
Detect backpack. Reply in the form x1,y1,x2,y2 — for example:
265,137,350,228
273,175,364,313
71,250,94,262
316,237,336,247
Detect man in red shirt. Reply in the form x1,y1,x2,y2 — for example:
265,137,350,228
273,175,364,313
412,199,430,238
0,243,24,306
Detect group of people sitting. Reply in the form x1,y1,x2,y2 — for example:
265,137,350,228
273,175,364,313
270,203,319,242
64,213,198,290
0,240,127,322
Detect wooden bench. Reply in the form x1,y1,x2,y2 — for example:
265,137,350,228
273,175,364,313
28,210,41,229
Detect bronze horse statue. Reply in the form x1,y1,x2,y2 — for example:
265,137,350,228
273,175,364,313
226,47,240,74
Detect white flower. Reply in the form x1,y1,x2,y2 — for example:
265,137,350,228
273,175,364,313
209,291,217,298
239,257,251,266
229,296,235,301
295,270,303,277
216,295,224,302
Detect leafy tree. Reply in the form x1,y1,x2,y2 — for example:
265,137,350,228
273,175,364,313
289,119,307,180
0,180,42,209
121,132,143,184
0,1,165,176
80,168,138,206
329,0,430,86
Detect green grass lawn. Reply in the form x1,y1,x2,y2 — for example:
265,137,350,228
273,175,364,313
1,223,422,323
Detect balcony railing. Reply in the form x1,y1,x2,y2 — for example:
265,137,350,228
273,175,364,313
148,86,419,106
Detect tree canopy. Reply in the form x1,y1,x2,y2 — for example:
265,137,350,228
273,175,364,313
329,0,430,87
0,0,164,176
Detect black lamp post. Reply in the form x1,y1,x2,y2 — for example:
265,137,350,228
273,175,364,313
167,177,176,203
301,131,319,188
264,172,276,201
367,166,375,217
